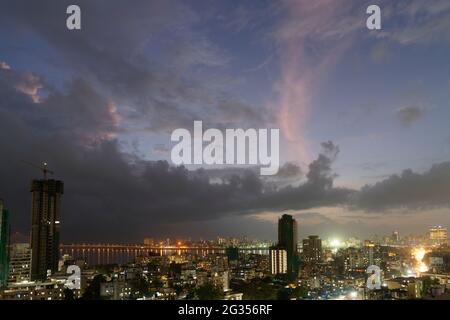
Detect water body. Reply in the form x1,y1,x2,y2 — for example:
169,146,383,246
60,247,269,266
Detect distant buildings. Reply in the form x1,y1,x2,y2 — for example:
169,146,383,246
0,280,66,300
384,277,423,299
143,238,155,246
277,214,298,277
302,235,322,265
8,243,31,284
226,247,239,263
364,240,375,266
30,179,64,280
429,226,448,245
0,199,9,288
391,230,400,243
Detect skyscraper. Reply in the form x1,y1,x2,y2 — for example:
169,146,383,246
278,214,298,277
30,179,64,280
0,199,9,288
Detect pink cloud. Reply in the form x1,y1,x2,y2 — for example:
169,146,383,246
273,0,363,165
15,73,43,104
0,61,11,70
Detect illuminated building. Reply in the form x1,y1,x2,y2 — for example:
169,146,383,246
269,246,287,275
0,199,9,288
391,230,399,243
224,292,243,300
100,281,133,300
364,240,375,266
8,243,31,284
0,280,66,300
429,226,447,244
302,235,322,264
30,179,64,280
217,237,226,245
277,214,298,277
384,278,423,299
341,247,364,271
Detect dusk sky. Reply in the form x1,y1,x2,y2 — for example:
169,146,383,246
0,0,450,243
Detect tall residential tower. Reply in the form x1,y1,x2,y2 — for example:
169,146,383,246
278,214,298,277
30,179,64,280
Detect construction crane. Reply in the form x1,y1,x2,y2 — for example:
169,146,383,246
22,161,54,180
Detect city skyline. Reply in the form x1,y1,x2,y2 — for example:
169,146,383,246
2,0,450,304
0,0,450,243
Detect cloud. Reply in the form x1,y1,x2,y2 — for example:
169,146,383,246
0,70,352,242
0,61,11,70
0,0,272,136
1,64,449,242
270,0,450,164
276,162,302,178
395,106,425,126
152,144,170,156
353,162,450,211
272,0,369,165
379,0,450,45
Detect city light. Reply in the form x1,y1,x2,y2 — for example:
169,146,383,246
330,239,341,248
412,247,429,275
329,239,342,254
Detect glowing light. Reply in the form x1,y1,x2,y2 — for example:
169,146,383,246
412,247,429,274
330,239,341,248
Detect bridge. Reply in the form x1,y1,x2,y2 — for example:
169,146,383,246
60,243,270,251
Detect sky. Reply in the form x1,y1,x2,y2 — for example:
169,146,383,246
0,0,450,243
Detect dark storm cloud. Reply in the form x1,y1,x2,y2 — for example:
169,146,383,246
353,162,450,212
256,142,353,211
0,64,266,241
0,67,352,241
276,162,302,178
0,0,271,132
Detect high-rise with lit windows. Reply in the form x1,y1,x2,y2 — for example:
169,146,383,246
269,246,287,275
429,226,448,244
8,243,31,284
278,214,298,277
